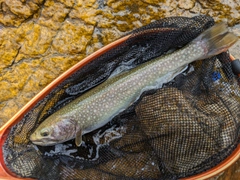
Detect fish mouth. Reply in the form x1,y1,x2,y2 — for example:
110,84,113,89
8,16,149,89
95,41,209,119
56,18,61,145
30,133,58,146
30,136,60,146
31,139,60,146
30,137,75,146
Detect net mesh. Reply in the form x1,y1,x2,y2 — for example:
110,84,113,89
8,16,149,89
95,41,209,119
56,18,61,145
3,15,240,180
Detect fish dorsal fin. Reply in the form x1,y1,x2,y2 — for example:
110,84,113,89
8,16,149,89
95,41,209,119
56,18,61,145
75,129,82,147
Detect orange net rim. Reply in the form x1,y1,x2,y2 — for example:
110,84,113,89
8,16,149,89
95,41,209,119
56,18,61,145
0,35,239,179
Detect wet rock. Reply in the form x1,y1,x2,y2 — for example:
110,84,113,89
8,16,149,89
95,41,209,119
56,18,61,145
52,20,94,54
178,0,195,10
0,28,20,70
15,22,56,62
0,0,43,26
37,0,72,30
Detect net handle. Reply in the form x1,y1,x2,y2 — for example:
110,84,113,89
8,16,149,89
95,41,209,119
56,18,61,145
230,54,240,77
0,35,130,179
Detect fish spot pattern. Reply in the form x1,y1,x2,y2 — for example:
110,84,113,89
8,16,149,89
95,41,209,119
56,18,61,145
37,39,206,137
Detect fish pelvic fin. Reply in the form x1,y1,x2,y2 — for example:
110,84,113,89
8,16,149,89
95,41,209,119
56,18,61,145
75,129,82,147
193,22,238,59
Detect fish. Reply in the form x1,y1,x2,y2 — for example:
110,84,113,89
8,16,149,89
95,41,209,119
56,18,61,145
30,23,238,146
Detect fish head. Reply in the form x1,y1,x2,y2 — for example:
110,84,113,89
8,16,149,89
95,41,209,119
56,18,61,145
30,115,78,146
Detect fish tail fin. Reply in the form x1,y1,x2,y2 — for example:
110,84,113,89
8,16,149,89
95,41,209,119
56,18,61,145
193,22,238,59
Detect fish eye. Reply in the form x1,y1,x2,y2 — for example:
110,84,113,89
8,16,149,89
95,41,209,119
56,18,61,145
40,129,49,137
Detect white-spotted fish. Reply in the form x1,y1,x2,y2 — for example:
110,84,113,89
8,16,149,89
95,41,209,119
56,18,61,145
30,23,238,146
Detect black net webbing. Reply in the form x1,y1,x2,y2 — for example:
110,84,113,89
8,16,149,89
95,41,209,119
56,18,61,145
3,15,240,180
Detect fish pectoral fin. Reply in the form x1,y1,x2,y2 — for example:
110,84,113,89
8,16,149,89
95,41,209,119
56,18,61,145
75,129,82,147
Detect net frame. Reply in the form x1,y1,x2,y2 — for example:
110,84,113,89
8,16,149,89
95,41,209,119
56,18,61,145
0,25,239,180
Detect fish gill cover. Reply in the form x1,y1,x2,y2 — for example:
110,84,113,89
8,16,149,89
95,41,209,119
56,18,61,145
3,15,240,179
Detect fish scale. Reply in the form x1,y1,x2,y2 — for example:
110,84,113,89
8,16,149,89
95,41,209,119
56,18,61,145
30,23,238,146
59,43,202,134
